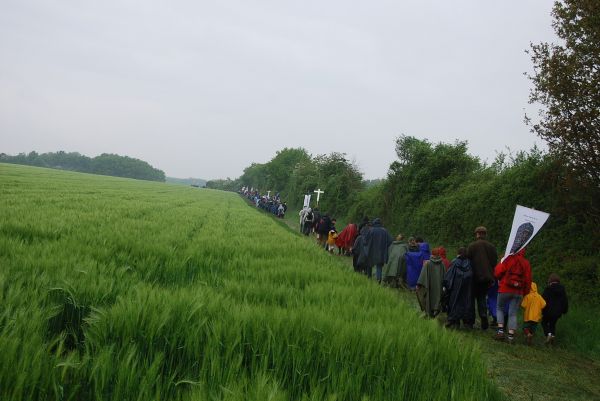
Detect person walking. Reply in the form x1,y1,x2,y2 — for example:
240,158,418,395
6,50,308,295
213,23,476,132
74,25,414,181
487,279,500,327
493,248,532,344
416,237,431,261
382,234,409,287
521,281,546,345
352,231,368,274
364,218,393,283
312,208,322,236
443,247,473,329
405,237,424,290
326,219,338,253
303,208,314,236
541,273,569,345
467,226,498,330
352,220,371,274
416,247,446,318
299,207,310,233
437,247,451,270
317,213,332,249
336,223,358,256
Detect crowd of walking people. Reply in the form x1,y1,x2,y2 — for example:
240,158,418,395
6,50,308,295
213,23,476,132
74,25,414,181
241,188,569,346
243,187,288,218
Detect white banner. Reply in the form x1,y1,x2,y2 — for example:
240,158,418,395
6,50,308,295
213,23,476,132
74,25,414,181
303,194,312,208
501,205,550,262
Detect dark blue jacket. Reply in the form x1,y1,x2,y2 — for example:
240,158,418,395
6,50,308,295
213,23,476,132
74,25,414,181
364,218,393,266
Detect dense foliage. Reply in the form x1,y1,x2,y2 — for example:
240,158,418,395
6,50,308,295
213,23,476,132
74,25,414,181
0,151,166,182
526,0,600,210
205,178,239,191
0,163,502,401
208,148,363,218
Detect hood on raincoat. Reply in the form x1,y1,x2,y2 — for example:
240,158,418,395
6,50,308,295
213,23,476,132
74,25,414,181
496,248,531,295
453,256,471,271
419,242,431,260
436,247,451,269
438,247,447,259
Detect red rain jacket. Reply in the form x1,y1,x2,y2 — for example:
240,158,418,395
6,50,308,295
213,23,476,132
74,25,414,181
336,223,358,249
494,249,532,296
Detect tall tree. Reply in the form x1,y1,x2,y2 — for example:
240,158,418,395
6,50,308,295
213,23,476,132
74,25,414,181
526,0,600,188
312,152,363,217
265,148,311,193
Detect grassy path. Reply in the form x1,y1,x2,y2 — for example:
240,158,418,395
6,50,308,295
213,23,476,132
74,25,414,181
266,203,600,401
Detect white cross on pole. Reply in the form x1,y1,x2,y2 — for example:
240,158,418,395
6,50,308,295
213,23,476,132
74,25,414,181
313,188,324,206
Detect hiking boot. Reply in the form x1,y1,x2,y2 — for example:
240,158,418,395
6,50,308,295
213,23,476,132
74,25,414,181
480,317,489,330
494,330,506,341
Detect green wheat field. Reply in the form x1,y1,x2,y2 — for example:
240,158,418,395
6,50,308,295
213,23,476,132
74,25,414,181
0,163,501,401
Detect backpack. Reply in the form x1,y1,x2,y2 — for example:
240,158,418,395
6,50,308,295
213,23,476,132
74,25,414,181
505,259,525,289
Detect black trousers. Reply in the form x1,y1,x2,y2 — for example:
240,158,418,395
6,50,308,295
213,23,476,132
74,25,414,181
542,316,559,336
468,284,488,324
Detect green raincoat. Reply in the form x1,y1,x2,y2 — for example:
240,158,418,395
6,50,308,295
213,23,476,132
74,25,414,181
416,256,446,317
383,241,409,283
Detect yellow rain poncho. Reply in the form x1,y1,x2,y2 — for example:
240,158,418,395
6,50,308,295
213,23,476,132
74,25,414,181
521,282,546,322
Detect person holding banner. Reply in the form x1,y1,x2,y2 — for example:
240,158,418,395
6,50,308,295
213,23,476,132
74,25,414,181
299,207,313,235
467,226,498,330
493,248,532,344
303,209,314,236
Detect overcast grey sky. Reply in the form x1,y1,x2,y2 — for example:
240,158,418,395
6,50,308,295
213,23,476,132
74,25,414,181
1,1,556,179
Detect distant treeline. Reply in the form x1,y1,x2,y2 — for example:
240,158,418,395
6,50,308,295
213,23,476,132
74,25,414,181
0,151,165,182
207,138,599,305
166,176,207,187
